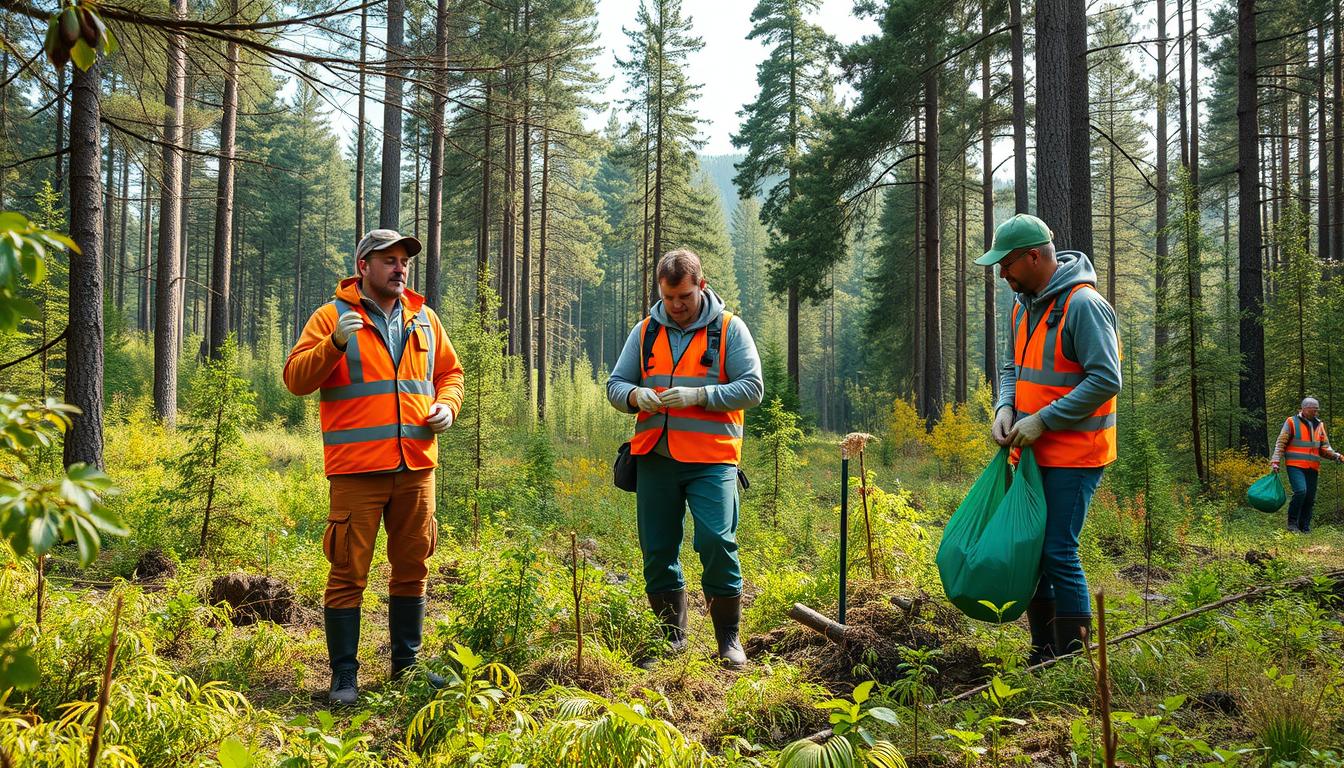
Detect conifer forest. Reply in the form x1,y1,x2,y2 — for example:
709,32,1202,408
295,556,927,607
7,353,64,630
5,0,1344,763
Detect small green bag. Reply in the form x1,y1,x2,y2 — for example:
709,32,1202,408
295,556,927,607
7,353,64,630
1246,471,1287,513
936,447,1048,623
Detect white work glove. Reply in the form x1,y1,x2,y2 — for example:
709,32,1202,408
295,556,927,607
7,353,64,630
332,310,363,349
1008,413,1046,447
659,386,707,409
991,406,1015,446
426,403,454,433
630,387,663,413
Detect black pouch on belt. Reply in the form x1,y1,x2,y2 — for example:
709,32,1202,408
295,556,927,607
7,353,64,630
614,441,637,492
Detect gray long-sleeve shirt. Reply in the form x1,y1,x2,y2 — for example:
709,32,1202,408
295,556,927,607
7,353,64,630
607,287,764,455
995,251,1122,430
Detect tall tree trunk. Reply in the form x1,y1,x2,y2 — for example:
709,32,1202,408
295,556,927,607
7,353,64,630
1319,27,1331,262
478,80,492,316
210,12,239,360
0,14,8,209
955,151,967,403
380,0,406,229
538,118,550,421
293,185,305,344
103,126,114,291
355,3,367,240
139,154,152,336
1156,0,1170,383
922,70,943,425
1189,0,1201,302
54,67,65,193
1010,0,1028,213
116,143,128,313
652,44,665,305
1238,0,1268,455
425,0,448,310
64,60,104,470
520,0,533,393
1334,5,1343,262
1177,0,1189,167
1035,0,1091,253
983,3,997,394
1298,46,1310,251
502,93,516,353
913,113,923,408
153,0,187,425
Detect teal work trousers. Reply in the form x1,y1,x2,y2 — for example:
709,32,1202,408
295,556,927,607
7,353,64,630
635,451,742,597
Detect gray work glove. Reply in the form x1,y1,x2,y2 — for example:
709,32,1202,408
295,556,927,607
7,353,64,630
991,406,1015,446
630,387,663,413
426,403,454,433
659,386,707,409
1008,413,1046,447
332,310,363,349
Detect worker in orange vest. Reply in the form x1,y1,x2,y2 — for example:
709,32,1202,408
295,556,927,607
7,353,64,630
607,249,764,669
284,229,464,705
977,214,1121,665
1270,397,1343,532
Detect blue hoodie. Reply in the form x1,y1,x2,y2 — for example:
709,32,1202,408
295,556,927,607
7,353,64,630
995,251,1122,430
607,287,765,456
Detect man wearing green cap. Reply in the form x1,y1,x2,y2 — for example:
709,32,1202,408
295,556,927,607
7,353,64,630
976,213,1122,666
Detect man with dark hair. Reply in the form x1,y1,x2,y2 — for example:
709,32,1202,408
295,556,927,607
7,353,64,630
607,249,764,669
285,229,464,704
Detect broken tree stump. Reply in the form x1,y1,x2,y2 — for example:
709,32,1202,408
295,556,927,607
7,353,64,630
788,602,850,644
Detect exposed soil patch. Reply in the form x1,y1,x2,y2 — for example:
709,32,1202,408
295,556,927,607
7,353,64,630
1118,563,1171,583
208,573,299,625
133,548,177,582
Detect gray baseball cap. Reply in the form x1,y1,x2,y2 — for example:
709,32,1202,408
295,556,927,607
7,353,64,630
355,229,422,263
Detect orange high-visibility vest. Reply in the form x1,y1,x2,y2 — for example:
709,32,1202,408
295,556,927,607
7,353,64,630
284,278,463,476
1284,416,1329,470
1011,284,1117,468
631,312,744,465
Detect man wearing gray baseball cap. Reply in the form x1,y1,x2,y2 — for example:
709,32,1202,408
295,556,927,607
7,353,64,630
285,228,463,704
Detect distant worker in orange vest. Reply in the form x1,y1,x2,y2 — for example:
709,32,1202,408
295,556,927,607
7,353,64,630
1270,397,1343,533
977,214,1122,665
284,229,464,705
607,249,764,669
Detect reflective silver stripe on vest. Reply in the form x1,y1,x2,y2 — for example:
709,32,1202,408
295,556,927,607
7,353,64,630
1017,367,1087,387
323,423,400,445
333,299,364,383
636,415,742,439
1286,450,1321,460
323,422,437,445
416,308,434,382
400,424,434,441
319,379,435,402
1015,410,1116,432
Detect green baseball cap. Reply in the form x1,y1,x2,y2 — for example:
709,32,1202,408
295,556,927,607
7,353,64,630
975,213,1054,266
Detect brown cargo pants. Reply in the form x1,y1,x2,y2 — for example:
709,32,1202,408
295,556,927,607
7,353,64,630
323,468,438,608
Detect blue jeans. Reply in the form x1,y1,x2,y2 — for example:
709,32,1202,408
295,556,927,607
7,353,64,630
1286,466,1318,532
1032,466,1105,617
635,452,742,597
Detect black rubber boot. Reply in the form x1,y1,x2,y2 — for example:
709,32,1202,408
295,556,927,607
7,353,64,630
706,592,747,669
1054,614,1092,658
389,595,444,688
1026,599,1056,666
649,589,689,653
324,606,361,705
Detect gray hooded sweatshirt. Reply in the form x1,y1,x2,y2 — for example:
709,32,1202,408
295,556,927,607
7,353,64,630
607,287,764,457
995,251,1122,430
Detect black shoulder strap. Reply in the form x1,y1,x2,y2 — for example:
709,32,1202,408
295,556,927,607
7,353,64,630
701,314,724,367
642,317,662,372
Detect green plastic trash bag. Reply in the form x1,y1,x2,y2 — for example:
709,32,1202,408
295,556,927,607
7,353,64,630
1246,471,1286,513
936,446,1048,623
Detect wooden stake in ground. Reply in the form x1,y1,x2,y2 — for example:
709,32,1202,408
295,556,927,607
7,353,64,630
841,433,878,584
35,554,44,626
87,594,124,768
1095,591,1116,767
570,532,585,679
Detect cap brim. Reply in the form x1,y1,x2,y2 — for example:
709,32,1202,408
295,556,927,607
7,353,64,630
974,248,1010,266
362,236,423,259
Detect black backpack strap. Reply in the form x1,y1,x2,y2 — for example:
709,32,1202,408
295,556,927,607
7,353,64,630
700,314,724,369
641,317,662,373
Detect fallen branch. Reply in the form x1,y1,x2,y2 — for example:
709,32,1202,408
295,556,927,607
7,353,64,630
788,602,850,645
946,567,1344,703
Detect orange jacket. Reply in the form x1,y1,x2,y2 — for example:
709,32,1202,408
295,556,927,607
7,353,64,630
1011,284,1117,468
284,278,464,476
630,312,744,465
